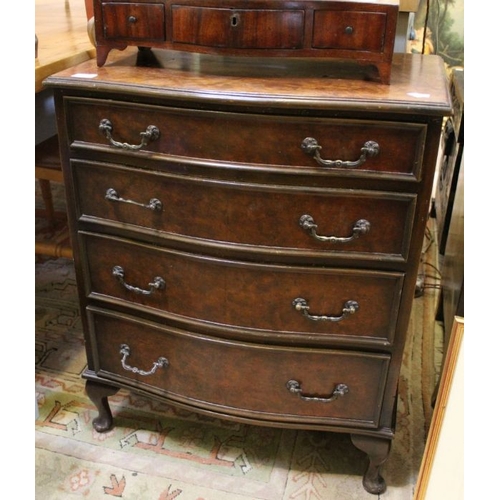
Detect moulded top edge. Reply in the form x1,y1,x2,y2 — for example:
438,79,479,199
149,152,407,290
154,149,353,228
43,52,452,117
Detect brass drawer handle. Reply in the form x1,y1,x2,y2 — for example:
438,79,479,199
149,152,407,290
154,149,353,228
99,118,160,151
112,265,166,295
105,188,163,212
120,344,169,376
301,137,379,168
292,297,359,322
286,380,349,403
299,215,370,243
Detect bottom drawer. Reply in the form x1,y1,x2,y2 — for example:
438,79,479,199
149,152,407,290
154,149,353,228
89,307,390,428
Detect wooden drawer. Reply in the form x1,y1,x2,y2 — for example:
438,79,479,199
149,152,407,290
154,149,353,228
171,6,305,49
88,307,390,428
312,10,387,52
65,98,426,181
82,233,403,346
101,2,166,42
73,160,416,263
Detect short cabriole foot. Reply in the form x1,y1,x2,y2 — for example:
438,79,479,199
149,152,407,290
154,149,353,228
351,434,391,495
85,380,119,432
96,44,127,67
375,62,392,85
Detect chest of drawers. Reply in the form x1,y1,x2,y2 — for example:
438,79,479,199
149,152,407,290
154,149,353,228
45,50,451,494
92,0,399,83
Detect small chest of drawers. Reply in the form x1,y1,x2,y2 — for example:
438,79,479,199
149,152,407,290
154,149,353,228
45,50,451,494
92,0,399,82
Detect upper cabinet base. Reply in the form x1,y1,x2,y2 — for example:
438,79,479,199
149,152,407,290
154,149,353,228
93,0,399,83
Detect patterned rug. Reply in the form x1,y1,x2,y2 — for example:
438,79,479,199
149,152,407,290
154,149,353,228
35,224,442,500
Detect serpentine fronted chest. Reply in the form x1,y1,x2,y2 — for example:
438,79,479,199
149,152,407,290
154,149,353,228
45,50,451,494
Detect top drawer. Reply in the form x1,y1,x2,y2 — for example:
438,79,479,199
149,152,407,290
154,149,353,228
171,6,305,49
101,2,166,42
312,10,387,52
64,98,426,182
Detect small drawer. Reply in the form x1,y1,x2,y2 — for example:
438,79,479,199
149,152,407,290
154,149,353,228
313,11,387,52
172,6,305,49
65,98,426,181
82,233,404,346
89,307,390,428
73,161,416,263
101,2,166,42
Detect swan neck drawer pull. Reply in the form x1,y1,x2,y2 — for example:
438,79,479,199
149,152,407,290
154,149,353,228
99,118,160,151
120,344,169,376
300,215,370,243
286,380,349,403
112,265,166,295
292,297,359,322
301,137,380,168
105,188,163,211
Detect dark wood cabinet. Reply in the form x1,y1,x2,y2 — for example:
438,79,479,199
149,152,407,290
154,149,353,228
92,0,399,82
44,50,451,494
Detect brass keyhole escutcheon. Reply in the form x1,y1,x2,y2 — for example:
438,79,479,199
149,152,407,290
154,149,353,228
231,13,240,27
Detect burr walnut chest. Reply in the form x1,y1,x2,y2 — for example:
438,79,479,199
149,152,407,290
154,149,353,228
44,50,451,494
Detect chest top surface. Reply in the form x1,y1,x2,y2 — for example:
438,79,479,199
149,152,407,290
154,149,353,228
44,49,451,116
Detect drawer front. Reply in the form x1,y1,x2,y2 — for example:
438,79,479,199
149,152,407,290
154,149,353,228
65,98,426,181
101,2,166,41
73,161,415,262
172,6,305,49
102,2,165,42
89,308,390,428
313,11,387,52
82,233,403,345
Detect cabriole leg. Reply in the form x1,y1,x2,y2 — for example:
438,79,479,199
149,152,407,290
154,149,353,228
85,380,119,432
351,434,391,495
